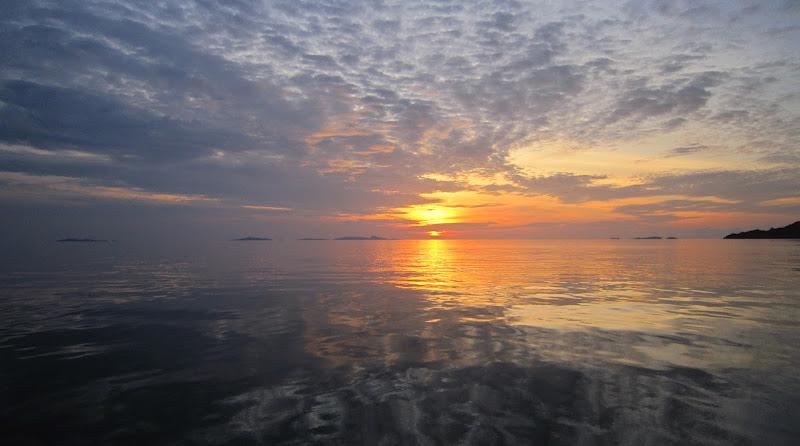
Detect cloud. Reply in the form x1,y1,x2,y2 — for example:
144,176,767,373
0,80,250,160
607,72,725,124
0,171,218,204
613,199,733,222
0,143,111,163
241,204,292,212
0,0,798,238
506,167,800,208
664,143,710,157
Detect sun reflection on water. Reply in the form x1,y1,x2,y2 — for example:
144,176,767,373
3,240,800,444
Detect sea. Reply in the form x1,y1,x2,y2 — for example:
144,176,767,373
1,239,799,445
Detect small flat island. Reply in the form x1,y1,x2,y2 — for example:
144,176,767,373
232,237,272,241
724,221,800,239
56,238,110,242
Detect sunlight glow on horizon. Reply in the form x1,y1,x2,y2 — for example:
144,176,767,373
404,206,461,226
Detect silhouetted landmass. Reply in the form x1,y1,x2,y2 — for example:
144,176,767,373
667,237,678,239
724,221,800,239
56,238,110,242
335,236,389,240
634,236,663,240
232,237,272,241
298,238,328,240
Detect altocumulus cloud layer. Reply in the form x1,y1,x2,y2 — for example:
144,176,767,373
1,0,799,240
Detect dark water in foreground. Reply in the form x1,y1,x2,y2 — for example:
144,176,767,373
1,240,799,445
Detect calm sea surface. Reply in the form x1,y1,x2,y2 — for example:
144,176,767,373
1,240,799,445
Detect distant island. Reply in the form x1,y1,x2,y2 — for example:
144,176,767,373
56,238,110,242
232,237,272,241
298,238,328,240
634,236,663,240
724,221,800,239
334,236,389,240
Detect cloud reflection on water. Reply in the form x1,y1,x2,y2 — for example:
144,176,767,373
1,240,799,444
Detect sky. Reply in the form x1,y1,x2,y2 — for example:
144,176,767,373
1,0,799,241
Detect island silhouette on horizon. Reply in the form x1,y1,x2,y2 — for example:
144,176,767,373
724,221,800,239
232,237,272,241
334,236,389,240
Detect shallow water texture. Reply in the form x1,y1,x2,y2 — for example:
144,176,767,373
1,240,799,445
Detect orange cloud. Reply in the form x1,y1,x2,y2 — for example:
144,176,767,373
355,144,395,156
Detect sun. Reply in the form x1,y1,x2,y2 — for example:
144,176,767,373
427,230,443,237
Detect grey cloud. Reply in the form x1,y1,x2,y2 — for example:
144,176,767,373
515,173,612,202
0,80,250,160
373,19,401,33
1,2,324,146
658,54,705,74
614,199,730,222
662,117,688,129
477,12,517,32
624,0,720,21
608,72,725,123
510,167,800,205
759,152,800,165
0,0,798,238
614,196,800,224
664,143,710,157
647,168,800,202
302,54,341,70
263,33,304,57
711,110,750,123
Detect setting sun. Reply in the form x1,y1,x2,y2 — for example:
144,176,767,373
427,230,442,237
